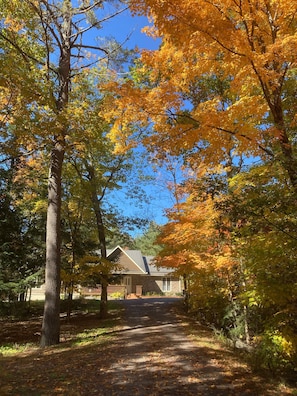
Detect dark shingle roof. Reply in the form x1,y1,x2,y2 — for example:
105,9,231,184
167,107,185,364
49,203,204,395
107,246,173,276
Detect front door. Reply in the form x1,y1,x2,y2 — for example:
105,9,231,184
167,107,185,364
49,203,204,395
123,276,132,294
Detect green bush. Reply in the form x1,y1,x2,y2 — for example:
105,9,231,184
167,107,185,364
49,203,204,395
0,301,34,319
250,330,297,375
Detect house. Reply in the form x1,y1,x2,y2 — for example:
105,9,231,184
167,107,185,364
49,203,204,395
28,246,181,300
106,246,182,296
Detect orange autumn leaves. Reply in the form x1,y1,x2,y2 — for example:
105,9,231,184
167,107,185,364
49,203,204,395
154,184,236,275
101,0,297,282
104,0,297,171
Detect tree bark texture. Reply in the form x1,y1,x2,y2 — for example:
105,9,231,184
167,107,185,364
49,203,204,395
41,142,64,347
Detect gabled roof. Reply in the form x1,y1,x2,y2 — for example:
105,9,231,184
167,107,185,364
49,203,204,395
107,246,173,277
107,246,147,274
145,255,173,276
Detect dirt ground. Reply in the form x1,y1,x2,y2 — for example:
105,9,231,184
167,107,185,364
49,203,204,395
0,297,296,395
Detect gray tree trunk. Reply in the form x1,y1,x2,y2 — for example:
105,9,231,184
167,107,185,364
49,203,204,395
41,142,64,347
40,0,71,346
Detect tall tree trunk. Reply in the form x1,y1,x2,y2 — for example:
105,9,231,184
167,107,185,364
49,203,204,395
92,192,108,319
87,163,109,319
40,1,71,346
40,142,64,347
243,304,250,345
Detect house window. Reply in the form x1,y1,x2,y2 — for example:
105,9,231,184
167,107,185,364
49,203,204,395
122,276,131,287
162,277,171,292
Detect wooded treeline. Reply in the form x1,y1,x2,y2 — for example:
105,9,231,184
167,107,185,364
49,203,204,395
1,0,297,375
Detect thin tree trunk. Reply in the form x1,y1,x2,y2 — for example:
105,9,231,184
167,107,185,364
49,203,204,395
67,288,73,321
100,276,108,319
92,196,108,319
239,259,251,344
86,163,109,319
41,142,64,347
183,274,189,312
67,229,77,320
243,304,250,345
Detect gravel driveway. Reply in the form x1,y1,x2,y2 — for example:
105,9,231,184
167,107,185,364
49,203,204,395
0,297,291,395
80,297,277,396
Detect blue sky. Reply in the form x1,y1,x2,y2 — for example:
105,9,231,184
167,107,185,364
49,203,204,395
97,8,173,232
96,5,161,51
108,156,185,235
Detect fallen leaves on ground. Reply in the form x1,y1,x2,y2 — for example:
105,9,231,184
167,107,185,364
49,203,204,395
0,304,296,395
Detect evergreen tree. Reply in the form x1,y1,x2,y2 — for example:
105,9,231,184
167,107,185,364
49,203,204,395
133,221,162,256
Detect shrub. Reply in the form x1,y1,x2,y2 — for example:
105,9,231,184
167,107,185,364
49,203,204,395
250,330,297,375
110,292,124,300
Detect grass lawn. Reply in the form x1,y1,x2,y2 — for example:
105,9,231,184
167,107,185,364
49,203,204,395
0,299,124,395
0,299,122,354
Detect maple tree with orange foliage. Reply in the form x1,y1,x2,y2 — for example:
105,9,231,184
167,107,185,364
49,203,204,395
102,0,297,372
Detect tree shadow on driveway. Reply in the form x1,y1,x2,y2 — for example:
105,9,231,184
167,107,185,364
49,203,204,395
0,297,286,395
83,297,279,396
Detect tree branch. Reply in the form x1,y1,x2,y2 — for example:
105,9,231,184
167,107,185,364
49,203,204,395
73,43,109,55
74,1,104,15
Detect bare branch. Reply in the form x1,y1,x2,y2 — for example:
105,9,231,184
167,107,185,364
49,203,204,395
76,6,129,24
73,1,104,15
73,43,109,55
98,156,126,202
70,21,102,40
